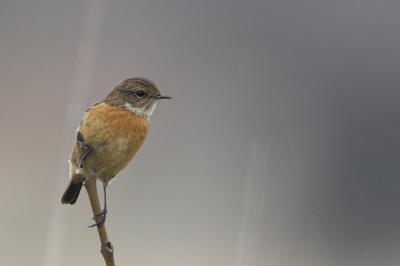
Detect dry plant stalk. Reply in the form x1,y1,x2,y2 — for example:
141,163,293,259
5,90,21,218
79,145,116,266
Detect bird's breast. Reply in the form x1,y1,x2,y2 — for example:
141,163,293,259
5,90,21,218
71,103,150,181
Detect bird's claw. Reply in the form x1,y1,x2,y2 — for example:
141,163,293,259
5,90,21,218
88,208,107,227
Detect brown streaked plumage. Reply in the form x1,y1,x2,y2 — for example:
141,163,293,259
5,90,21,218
61,77,171,208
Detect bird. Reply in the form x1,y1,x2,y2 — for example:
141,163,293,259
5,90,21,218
61,77,171,226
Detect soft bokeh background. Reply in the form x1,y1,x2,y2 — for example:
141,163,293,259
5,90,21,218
1,0,400,265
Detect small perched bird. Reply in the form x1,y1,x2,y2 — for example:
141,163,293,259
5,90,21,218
61,77,171,226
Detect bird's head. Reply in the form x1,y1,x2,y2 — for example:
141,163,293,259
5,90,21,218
105,77,171,116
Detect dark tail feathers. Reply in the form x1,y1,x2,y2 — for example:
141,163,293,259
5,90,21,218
61,180,83,205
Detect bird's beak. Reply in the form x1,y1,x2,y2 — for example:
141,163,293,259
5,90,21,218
157,93,172,99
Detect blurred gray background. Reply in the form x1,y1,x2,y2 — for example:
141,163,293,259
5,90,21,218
1,0,400,265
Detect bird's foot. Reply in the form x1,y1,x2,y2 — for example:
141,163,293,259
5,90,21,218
88,207,107,227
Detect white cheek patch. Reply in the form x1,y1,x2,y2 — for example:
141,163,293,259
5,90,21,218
145,101,158,116
125,102,145,116
125,101,158,117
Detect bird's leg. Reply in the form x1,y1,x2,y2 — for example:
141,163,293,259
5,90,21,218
77,131,92,165
78,130,106,228
88,185,108,227
79,144,92,163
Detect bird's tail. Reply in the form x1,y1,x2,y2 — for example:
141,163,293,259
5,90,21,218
61,177,83,205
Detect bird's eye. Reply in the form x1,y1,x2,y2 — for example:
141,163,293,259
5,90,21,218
134,91,147,98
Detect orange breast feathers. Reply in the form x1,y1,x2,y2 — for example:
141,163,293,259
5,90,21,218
70,102,150,183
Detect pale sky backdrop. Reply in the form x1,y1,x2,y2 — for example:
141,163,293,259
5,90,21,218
1,1,400,265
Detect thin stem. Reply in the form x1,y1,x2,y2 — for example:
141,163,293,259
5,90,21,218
80,145,115,266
